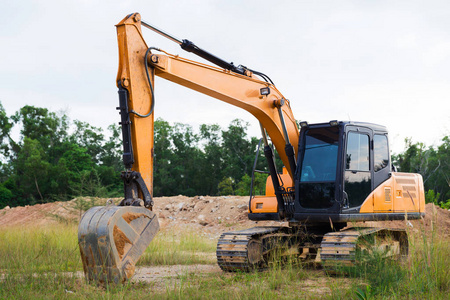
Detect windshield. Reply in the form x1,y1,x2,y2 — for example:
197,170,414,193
300,127,339,182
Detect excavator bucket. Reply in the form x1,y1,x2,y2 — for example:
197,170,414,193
78,205,159,284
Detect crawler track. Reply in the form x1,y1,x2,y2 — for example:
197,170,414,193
319,227,408,267
217,227,280,271
216,226,318,271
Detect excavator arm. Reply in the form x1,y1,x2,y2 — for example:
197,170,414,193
116,13,298,183
78,13,299,284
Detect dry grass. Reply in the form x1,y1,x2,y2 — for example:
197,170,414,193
0,219,449,299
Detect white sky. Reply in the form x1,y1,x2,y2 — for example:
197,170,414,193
1,0,449,154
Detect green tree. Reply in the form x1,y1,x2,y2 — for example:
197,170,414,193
96,124,123,197
235,173,268,196
425,190,440,205
218,177,234,195
199,124,224,195
100,124,122,168
0,183,13,208
393,136,450,204
431,136,450,201
170,123,204,196
0,103,122,206
11,105,68,151
221,119,254,183
13,138,50,203
56,143,94,197
70,120,105,164
153,119,176,196
0,102,15,156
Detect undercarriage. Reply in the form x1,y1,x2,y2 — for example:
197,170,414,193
216,225,408,271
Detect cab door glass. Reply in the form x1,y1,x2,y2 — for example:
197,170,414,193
374,134,389,172
345,132,371,208
346,132,369,171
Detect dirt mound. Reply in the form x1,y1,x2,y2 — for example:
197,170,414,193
1,197,449,239
0,196,281,238
352,203,450,238
0,200,82,227
153,195,284,237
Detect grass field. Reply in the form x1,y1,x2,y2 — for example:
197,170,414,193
0,222,449,299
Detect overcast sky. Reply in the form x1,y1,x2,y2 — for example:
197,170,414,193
1,0,449,154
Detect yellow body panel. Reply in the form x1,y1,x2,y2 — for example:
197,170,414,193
360,172,425,214
250,196,279,213
249,168,293,213
265,167,293,197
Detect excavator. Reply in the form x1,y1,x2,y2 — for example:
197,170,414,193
78,13,425,284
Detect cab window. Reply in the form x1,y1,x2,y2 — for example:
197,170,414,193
374,134,389,172
345,131,371,208
346,132,369,171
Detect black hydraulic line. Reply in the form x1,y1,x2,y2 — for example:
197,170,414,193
179,39,246,75
285,143,297,177
117,83,134,169
248,68,275,86
141,20,272,78
129,47,156,118
276,105,297,174
180,41,275,85
264,145,285,218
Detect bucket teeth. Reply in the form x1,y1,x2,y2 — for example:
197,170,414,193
78,206,159,284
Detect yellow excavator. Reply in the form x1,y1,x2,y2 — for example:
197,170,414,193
78,13,425,284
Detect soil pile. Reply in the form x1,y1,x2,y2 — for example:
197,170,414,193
0,200,82,228
1,196,449,238
355,203,450,238
0,196,282,238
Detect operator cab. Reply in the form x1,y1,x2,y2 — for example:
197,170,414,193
292,121,393,223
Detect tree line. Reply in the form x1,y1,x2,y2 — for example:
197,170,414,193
0,103,448,209
0,103,271,208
